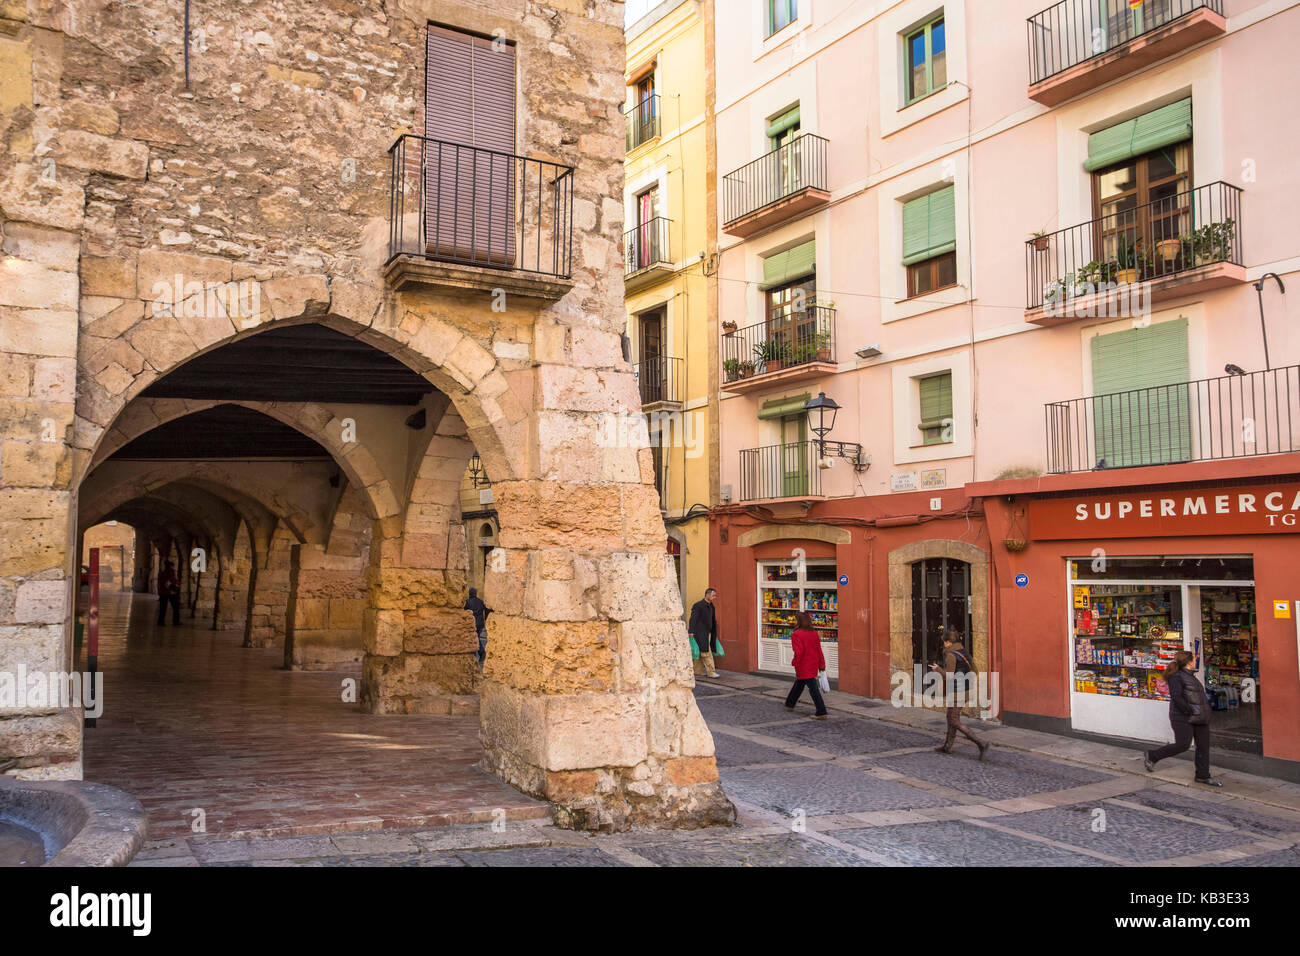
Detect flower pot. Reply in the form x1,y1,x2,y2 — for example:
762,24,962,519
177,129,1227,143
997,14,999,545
1156,239,1181,262
1032,236,1050,252
1003,538,1027,553
816,348,831,362
721,323,738,334
1115,268,1138,285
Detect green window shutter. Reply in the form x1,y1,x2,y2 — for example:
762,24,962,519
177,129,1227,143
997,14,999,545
901,186,956,266
766,105,801,140
758,392,811,420
1090,318,1191,467
760,240,816,290
1084,98,1192,172
919,373,953,423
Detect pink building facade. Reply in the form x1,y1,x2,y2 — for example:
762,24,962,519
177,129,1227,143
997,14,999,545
709,0,1300,778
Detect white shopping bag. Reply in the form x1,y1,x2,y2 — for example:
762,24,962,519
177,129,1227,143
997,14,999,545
817,671,830,692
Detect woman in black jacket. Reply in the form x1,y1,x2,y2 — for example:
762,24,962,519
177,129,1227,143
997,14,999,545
1143,650,1221,787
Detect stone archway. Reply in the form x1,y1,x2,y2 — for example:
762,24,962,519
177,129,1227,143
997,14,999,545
63,275,732,829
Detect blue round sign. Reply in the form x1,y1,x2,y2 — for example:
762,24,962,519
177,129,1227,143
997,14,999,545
838,573,849,587
1015,573,1029,589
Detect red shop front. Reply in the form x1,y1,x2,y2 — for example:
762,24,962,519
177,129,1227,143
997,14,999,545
976,459,1300,777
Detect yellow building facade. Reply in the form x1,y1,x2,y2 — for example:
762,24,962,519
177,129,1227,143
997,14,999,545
624,0,714,615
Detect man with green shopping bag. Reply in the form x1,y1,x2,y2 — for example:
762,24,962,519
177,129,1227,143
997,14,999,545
688,587,721,678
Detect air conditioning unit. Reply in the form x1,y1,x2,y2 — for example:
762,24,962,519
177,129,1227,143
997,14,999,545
818,457,834,469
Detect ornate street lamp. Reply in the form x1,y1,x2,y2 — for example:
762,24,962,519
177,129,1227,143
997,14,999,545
804,391,840,457
468,452,489,488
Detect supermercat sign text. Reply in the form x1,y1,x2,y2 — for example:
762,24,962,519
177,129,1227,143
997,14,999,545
1028,483,1300,539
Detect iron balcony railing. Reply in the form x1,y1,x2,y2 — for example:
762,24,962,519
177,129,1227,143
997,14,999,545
626,94,661,151
1026,180,1241,312
1045,365,1300,474
624,216,672,277
633,354,683,407
740,441,822,501
721,304,835,385
387,133,574,279
722,133,829,226
1027,0,1222,85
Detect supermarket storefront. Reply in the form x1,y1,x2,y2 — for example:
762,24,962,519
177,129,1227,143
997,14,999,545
979,470,1300,774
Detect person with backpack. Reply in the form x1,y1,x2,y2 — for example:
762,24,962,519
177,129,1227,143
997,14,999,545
156,559,182,626
1143,650,1221,786
783,611,828,719
930,627,989,759
464,587,491,671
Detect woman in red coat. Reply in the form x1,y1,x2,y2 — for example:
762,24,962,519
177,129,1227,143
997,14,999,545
783,611,828,719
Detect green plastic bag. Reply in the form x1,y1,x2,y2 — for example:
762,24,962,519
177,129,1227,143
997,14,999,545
713,638,725,659
689,636,700,660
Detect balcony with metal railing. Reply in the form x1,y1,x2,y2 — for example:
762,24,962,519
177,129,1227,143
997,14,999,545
1044,365,1300,474
385,134,575,299
739,441,825,502
624,217,674,292
721,134,830,238
721,304,836,394
633,354,684,409
1025,180,1244,325
1027,0,1225,105
625,95,661,152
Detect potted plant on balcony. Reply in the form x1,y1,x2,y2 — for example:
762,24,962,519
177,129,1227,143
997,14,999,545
813,330,832,362
1030,230,1051,252
723,358,741,383
752,339,787,375
1184,220,1235,267
1113,236,1149,285
1156,236,1183,265
721,319,738,334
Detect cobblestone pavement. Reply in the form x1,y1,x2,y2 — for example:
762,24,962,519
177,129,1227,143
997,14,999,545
131,674,1300,867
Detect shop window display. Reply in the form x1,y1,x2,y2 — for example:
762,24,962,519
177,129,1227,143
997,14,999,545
757,560,839,677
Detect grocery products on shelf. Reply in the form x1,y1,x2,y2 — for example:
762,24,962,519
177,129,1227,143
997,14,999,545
1071,583,1176,701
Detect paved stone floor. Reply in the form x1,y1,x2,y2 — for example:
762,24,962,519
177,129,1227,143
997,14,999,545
84,593,546,841
121,663,1300,867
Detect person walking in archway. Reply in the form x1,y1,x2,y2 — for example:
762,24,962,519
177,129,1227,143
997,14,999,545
465,587,491,671
688,587,719,679
783,611,828,719
156,559,181,626
1144,650,1221,787
931,628,989,759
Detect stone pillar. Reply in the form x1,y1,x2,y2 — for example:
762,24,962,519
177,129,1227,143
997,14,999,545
244,524,294,647
287,542,365,670
478,472,734,831
216,524,252,630
0,31,84,774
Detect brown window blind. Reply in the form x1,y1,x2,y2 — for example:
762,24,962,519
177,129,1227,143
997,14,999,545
425,25,517,266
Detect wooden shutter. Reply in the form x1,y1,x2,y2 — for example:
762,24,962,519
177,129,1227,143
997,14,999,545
766,105,801,141
1084,98,1192,172
760,240,816,290
902,186,956,266
1090,318,1191,467
919,373,953,424
425,25,516,265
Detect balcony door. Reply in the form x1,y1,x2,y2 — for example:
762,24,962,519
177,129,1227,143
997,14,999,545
1090,318,1192,468
635,186,658,270
639,309,664,405
767,105,804,201
1101,0,1175,49
425,25,516,266
765,276,815,369
780,413,809,497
